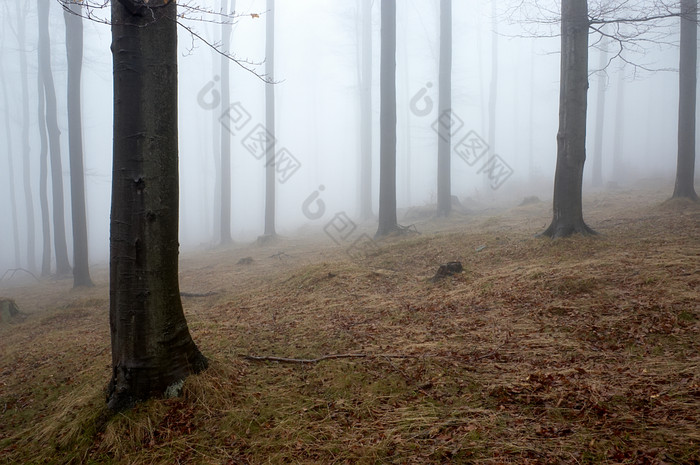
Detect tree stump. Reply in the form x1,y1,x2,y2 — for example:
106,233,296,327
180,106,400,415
431,261,463,282
0,299,20,323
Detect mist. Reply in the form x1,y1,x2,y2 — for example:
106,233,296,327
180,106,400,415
0,0,694,275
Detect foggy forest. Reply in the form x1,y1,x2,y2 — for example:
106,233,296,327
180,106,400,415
0,0,698,463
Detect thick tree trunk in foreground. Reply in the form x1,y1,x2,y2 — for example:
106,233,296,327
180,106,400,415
672,0,698,200
264,0,276,237
359,0,373,220
436,0,452,217
38,0,72,276
220,0,233,245
65,3,93,287
108,0,207,412
17,2,36,272
376,0,398,237
541,0,595,238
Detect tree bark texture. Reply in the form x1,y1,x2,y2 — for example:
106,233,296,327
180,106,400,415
672,0,698,200
108,0,207,412
542,0,595,238
65,2,94,287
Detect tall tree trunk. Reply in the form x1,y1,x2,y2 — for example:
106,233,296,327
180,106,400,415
220,0,234,245
672,0,698,200
211,37,222,244
436,0,452,216
376,0,398,237
541,0,595,238
38,0,71,275
612,66,625,182
359,0,373,220
17,1,36,272
0,66,21,268
263,0,276,237
528,39,536,181
591,41,607,188
488,0,498,156
64,2,93,287
37,60,52,276
108,0,208,412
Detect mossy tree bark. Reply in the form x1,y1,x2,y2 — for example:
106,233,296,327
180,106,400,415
108,0,207,412
541,0,596,238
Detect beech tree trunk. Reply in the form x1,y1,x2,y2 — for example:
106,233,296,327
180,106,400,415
0,66,21,268
488,0,498,156
612,66,625,182
541,0,595,238
37,61,51,276
220,0,234,245
38,0,71,276
264,0,276,237
359,0,373,220
376,0,398,237
591,41,607,188
17,1,36,272
672,0,698,200
108,0,208,412
64,2,93,287
436,0,452,217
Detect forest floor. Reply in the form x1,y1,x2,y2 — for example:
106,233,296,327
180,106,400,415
0,184,698,464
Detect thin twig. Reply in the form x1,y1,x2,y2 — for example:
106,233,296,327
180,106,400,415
242,354,416,364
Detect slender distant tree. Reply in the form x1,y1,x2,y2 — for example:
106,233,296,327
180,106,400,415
376,0,398,237
591,41,608,188
38,0,71,275
541,0,595,238
37,58,51,276
358,0,373,221
16,0,36,272
263,0,276,238
0,59,21,268
108,0,207,411
488,0,499,156
612,66,626,182
64,2,93,287
220,0,234,245
527,39,536,181
436,0,452,216
672,0,698,200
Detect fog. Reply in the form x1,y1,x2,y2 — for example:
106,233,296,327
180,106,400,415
0,0,694,275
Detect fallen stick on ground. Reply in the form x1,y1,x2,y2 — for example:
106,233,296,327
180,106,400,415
180,291,218,298
242,354,417,364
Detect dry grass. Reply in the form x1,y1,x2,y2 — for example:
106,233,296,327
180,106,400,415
0,187,698,464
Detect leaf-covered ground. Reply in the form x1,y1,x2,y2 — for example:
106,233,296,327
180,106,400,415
1,187,698,464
